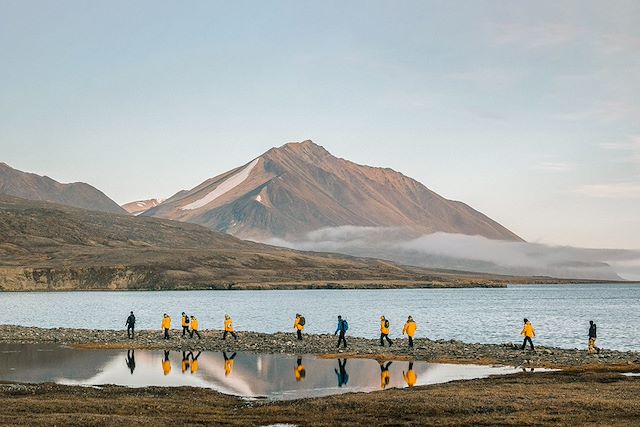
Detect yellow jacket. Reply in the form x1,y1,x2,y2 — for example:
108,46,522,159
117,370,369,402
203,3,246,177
191,318,199,331
380,319,390,335
162,360,171,376
521,322,536,338
381,371,390,389
404,370,417,387
403,321,417,337
225,359,234,376
162,316,171,330
224,318,233,332
295,365,305,382
181,359,189,373
294,317,304,331
181,315,189,327
191,359,199,374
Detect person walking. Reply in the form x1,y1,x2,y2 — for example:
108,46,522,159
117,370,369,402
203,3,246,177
223,315,237,340
334,315,349,348
379,361,393,389
521,318,536,351
294,314,305,341
162,313,171,340
190,315,201,339
125,349,136,375
334,359,349,387
403,361,417,388
125,311,136,339
181,312,190,337
588,320,601,354
380,316,393,347
402,316,417,349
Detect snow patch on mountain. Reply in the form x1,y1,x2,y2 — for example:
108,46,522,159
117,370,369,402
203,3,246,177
180,158,260,211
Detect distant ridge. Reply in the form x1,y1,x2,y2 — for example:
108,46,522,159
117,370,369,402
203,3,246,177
0,162,125,214
144,140,522,241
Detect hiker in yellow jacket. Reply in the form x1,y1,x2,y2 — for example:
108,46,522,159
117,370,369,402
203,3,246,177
181,351,190,373
181,312,190,337
402,316,417,349
189,351,201,374
161,314,171,340
223,314,237,340
162,350,171,376
223,352,236,377
294,313,305,341
190,316,201,339
379,361,392,389
521,318,536,351
403,361,417,388
380,316,393,347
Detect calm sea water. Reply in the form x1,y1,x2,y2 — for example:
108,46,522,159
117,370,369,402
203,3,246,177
0,284,638,351
0,344,532,399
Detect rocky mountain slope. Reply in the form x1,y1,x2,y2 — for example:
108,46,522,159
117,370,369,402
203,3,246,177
0,196,541,291
121,198,164,215
143,141,522,241
0,162,125,214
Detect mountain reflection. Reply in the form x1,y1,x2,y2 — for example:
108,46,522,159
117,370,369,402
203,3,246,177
0,344,528,400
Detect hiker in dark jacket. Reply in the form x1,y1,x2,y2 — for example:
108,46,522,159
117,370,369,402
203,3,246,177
125,311,135,339
588,320,601,354
335,359,349,387
334,315,348,348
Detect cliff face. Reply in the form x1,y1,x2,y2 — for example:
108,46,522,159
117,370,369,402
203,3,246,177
144,141,522,242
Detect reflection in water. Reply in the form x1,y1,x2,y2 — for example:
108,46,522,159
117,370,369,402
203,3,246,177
223,352,236,377
335,359,349,387
0,344,550,401
403,362,416,388
379,361,392,389
126,350,135,375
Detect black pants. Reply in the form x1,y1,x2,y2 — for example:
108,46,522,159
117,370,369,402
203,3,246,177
408,336,414,348
380,333,392,346
182,326,189,336
337,331,347,348
127,326,134,339
164,328,170,340
296,329,303,340
522,336,534,350
190,330,202,339
223,330,237,340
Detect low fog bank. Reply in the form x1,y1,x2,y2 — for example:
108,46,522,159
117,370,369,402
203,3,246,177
269,227,640,281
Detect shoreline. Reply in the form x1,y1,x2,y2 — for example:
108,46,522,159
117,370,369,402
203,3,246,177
1,325,638,371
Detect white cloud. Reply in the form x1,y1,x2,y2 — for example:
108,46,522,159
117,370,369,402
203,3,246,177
533,161,574,172
576,182,640,199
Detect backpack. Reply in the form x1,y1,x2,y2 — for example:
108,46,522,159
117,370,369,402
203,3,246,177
299,316,306,326
342,320,349,331
384,319,389,329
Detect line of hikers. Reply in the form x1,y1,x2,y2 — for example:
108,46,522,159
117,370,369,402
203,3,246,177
127,312,603,353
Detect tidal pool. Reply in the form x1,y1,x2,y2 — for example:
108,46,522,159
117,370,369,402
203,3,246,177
0,344,548,400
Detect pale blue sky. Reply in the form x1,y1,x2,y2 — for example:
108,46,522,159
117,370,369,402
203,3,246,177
1,1,639,248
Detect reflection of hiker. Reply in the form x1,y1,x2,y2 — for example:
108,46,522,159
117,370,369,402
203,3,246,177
402,316,417,349
181,312,190,337
521,318,536,351
334,359,349,387
380,316,393,347
294,357,306,382
294,314,305,341
189,351,201,374
162,350,171,376
223,351,237,377
403,361,416,388
125,349,136,374
190,316,201,339
379,361,393,389
334,316,349,348
181,351,190,373
162,314,171,340
588,321,601,354
125,311,136,339
223,315,237,340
